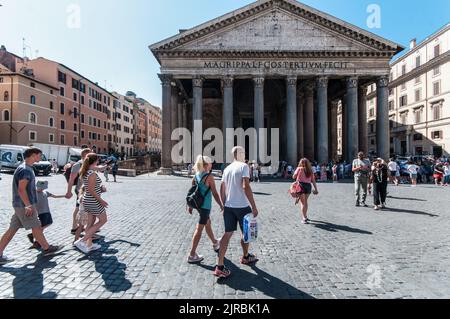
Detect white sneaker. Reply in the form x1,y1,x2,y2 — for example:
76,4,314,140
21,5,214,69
188,254,204,264
74,239,89,254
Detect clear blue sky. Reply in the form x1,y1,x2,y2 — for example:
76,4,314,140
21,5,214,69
1,0,449,106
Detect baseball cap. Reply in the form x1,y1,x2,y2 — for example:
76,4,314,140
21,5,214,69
36,181,48,190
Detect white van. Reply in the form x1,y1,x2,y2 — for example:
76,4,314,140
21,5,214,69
31,143,82,168
0,145,52,176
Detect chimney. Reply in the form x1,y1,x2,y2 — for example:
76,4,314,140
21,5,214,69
0,45,6,51
410,38,417,50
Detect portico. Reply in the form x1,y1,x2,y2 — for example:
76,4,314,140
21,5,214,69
150,0,404,171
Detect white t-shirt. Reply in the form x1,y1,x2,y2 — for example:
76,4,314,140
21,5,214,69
222,161,251,208
388,161,399,172
444,166,450,176
407,164,419,175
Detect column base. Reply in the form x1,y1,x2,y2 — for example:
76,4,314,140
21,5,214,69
157,167,173,175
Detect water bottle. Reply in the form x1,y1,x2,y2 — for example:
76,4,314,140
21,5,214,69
244,214,258,244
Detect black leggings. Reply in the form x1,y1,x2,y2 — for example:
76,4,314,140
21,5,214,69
373,182,387,206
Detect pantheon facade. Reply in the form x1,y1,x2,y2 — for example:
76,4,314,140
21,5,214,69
150,0,404,170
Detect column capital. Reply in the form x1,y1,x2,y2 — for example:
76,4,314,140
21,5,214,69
316,76,329,88
192,77,204,88
358,84,369,94
158,74,173,87
346,76,359,89
253,77,265,88
222,76,234,88
377,75,390,88
330,100,340,108
287,76,297,87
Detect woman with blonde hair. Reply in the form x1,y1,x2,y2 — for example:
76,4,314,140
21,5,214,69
74,153,108,254
293,158,319,224
187,155,223,264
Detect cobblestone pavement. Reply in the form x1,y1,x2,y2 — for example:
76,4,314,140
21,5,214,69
0,172,449,299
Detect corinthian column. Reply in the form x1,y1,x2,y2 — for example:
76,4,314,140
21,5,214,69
254,77,265,163
317,76,329,164
377,76,390,160
159,74,173,173
286,76,298,166
346,76,359,162
222,76,234,163
304,82,315,161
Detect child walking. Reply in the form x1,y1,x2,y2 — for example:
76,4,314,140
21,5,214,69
27,181,66,249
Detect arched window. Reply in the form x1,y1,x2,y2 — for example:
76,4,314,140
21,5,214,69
4,91,9,101
29,112,37,124
30,95,36,105
49,117,54,127
3,110,10,121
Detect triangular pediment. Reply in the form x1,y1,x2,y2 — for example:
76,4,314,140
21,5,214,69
150,0,404,58
178,9,373,52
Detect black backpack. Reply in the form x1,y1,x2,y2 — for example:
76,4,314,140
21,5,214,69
186,173,211,210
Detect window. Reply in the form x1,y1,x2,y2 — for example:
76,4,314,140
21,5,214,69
72,79,79,90
60,103,65,115
413,134,423,141
29,131,36,141
60,87,65,97
432,131,443,140
416,56,421,68
4,91,9,101
414,109,422,124
74,123,77,132
30,82,35,88
73,107,78,119
81,130,85,138
58,71,67,84
74,136,78,146
415,89,421,102
49,117,54,127
399,95,408,107
60,134,65,145
30,95,36,105
81,96,85,105
369,109,374,117
433,67,441,76
49,133,55,143
433,104,442,120
3,110,10,121
60,120,65,130
93,118,97,126
81,114,85,123
50,101,54,110
370,123,375,133
73,93,77,101
0,77,3,83
433,81,441,96
29,112,37,124
434,44,440,58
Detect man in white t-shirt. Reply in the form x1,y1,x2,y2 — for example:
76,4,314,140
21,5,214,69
388,159,400,186
407,162,420,187
215,146,259,279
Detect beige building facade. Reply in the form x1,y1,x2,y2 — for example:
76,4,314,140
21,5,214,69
0,63,58,146
367,23,450,158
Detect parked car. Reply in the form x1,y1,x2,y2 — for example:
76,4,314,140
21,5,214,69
0,145,52,176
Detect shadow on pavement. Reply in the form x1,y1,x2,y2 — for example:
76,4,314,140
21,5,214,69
77,239,140,293
387,196,427,202
309,220,373,235
214,259,315,299
0,254,60,299
385,207,438,217
252,192,272,196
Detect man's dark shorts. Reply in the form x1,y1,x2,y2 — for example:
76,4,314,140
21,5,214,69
224,206,252,233
198,208,211,226
38,213,53,228
75,189,80,208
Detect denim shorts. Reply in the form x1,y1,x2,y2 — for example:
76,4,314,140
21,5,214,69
300,183,312,195
224,206,252,233
198,208,211,225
